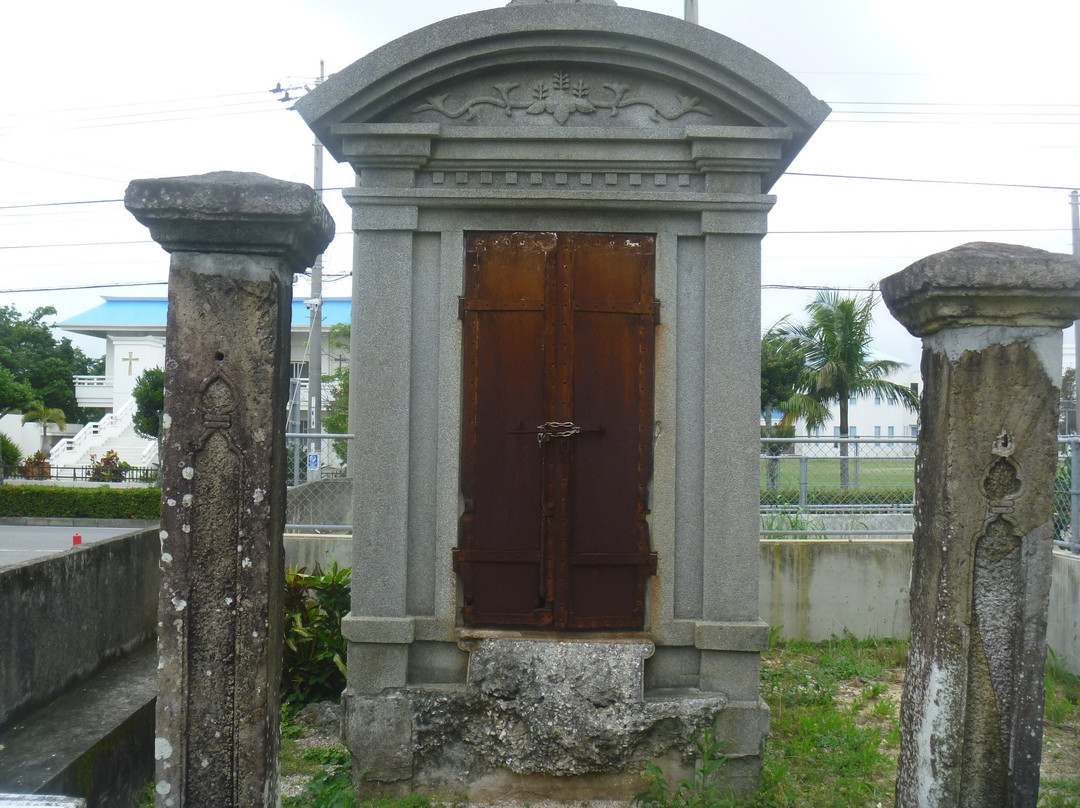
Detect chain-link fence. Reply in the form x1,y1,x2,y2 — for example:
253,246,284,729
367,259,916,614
285,433,352,533
278,431,1078,546
761,436,917,538
1055,437,1080,553
761,435,1080,552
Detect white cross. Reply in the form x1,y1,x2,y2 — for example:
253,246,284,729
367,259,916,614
122,351,140,376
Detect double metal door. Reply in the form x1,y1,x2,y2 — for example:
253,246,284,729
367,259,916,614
454,231,657,630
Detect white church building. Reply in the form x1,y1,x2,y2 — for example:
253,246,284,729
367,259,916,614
51,296,350,468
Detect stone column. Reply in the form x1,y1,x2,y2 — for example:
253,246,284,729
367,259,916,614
880,242,1080,808
125,171,334,808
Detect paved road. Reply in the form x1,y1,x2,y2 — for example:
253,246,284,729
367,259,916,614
0,525,146,568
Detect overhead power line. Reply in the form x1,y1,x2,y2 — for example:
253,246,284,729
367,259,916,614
1,171,1075,217
0,239,151,251
771,227,1066,235
0,279,879,296
785,172,1077,192
1,224,1069,253
0,197,123,211
0,281,167,294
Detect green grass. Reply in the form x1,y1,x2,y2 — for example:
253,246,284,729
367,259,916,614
760,456,915,491
276,637,1080,808
744,636,906,807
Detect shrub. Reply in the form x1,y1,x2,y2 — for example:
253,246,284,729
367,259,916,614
89,450,129,482
0,433,20,476
19,451,51,479
760,487,914,508
0,484,161,519
283,563,350,706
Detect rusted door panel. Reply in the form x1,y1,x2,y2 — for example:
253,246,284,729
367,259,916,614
457,233,556,626
457,231,656,630
562,234,656,628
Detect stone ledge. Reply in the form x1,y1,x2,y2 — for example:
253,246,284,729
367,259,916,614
342,615,416,644
694,620,770,651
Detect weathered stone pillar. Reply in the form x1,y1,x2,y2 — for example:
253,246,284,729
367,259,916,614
125,171,334,808
880,242,1080,807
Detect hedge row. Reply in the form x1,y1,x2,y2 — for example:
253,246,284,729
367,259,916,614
0,485,162,520
761,487,914,507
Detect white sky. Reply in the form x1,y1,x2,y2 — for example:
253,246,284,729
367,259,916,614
2,0,1078,369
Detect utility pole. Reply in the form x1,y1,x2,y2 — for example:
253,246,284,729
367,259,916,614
684,0,698,24
1072,191,1079,423
308,60,326,478
1071,189,1079,257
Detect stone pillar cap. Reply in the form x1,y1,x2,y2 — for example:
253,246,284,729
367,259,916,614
508,0,617,4
880,241,1080,337
125,171,335,269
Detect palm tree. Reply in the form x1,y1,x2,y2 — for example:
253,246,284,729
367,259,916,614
22,402,67,454
778,290,919,489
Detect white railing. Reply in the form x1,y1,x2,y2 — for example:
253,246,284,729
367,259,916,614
72,374,114,407
139,439,159,467
50,397,139,464
72,375,110,388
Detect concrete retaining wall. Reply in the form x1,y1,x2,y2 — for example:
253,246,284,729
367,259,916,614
1048,551,1080,675
0,528,159,727
759,539,1080,676
759,539,913,642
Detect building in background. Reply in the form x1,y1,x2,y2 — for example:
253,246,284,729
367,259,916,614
53,296,350,467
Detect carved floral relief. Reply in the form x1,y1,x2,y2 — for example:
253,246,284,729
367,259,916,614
413,70,712,125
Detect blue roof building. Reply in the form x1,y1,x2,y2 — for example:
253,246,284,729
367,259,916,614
52,296,352,467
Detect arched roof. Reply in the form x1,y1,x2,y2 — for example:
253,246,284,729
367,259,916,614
297,4,828,188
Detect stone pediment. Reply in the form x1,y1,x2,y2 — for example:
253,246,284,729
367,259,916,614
297,4,829,188
380,66,753,128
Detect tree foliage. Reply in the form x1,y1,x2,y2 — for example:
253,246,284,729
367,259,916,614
777,291,919,432
0,305,103,421
21,402,67,453
1061,367,1076,435
761,325,809,427
322,324,350,464
132,367,165,441
777,291,920,488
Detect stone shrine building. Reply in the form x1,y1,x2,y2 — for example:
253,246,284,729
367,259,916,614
297,0,827,797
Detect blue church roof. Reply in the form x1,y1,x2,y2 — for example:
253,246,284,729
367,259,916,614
60,296,351,335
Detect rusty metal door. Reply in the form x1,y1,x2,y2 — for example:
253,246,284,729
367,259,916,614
455,231,657,630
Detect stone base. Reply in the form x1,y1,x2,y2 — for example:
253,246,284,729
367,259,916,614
346,640,768,800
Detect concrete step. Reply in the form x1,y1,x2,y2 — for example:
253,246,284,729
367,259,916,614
0,645,155,807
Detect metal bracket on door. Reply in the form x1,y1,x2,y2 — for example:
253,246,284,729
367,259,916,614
508,422,604,445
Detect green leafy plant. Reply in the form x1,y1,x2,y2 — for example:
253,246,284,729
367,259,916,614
18,450,51,479
283,563,350,705
283,744,357,808
636,718,732,808
136,781,155,808
760,509,826,539
89,449,129,482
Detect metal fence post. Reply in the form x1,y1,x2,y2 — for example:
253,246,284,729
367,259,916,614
1071,437,1080,554
799,455,808,510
